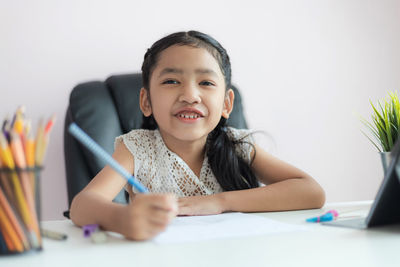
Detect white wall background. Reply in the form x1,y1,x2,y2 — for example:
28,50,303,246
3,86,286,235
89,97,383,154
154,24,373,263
1,0,398,220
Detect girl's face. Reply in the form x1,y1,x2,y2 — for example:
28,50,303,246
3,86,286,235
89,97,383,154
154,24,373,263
140,45,234,146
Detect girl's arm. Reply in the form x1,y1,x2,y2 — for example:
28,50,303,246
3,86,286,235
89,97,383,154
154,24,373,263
178,144,325,215
70,142,178,240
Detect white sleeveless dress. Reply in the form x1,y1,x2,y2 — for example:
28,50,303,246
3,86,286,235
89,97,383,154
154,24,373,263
115,127,254,196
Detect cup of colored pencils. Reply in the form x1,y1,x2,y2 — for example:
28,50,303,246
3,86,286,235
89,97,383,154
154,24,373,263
0,106,55,255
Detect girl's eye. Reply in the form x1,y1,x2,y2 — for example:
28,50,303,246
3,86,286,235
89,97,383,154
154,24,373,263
199,81,215,86
162,79,179,85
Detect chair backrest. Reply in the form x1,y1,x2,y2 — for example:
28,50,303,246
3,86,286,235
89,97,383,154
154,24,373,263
64,73,248,208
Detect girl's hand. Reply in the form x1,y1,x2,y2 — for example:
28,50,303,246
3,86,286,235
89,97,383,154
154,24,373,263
121,193,178,240
178,194,225,216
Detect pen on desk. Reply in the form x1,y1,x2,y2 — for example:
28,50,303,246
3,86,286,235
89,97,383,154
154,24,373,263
41,228,68,241
82,224,107,243
83,224,99,238
306,210,339,223
68,123,148,193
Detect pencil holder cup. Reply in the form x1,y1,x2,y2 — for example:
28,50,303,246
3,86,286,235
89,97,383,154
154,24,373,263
0,167,43,255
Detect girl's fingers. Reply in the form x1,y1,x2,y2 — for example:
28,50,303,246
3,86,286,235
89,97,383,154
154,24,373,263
125,193,178,240
134,213,173,240
148,208,176,226
177,206,191,216
132,193,177,210
147,194,178,212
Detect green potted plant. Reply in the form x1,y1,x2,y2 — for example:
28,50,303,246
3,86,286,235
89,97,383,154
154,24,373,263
361,91,400,174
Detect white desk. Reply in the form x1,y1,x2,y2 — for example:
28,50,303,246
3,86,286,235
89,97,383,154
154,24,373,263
1,201,399,267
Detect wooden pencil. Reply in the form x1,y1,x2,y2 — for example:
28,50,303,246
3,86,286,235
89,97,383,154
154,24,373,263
0,187,29,250
0,201,24,252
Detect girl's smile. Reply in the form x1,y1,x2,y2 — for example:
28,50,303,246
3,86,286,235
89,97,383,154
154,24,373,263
174,107,205,124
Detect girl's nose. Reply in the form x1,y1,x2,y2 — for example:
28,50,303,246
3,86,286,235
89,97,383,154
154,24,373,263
178,83,201,104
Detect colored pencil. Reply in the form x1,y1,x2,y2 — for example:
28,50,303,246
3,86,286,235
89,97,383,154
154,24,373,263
68,123,148,193
0,228,8,253
0,201,24,252
44,114,56,135
0,187,29,250
0,226,14,252
34,118,45,166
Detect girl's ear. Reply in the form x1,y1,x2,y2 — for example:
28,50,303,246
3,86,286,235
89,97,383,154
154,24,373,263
222,89,235,119
139,88,153,117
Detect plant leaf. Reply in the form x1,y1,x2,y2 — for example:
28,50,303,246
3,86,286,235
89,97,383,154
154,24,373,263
360,130,382,152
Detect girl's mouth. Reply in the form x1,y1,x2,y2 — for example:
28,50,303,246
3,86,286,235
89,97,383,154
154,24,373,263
175,112,203,123
177,112,201,119
174,107,205,123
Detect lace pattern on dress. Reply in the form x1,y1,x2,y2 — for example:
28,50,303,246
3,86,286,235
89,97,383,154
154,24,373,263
115,127,254,197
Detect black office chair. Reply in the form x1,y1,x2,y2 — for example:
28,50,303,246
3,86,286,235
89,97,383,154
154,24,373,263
63,73,248,217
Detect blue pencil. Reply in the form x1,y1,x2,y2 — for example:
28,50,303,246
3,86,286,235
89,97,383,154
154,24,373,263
0,229,7,253
68,123,148,193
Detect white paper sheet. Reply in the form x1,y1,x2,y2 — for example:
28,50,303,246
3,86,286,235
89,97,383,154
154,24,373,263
153,212,305,244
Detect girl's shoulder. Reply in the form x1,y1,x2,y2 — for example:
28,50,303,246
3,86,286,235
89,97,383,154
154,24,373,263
225,127,255,143
118,128,157,139
114,129,159,155
225,127,255,163
115,129,157,143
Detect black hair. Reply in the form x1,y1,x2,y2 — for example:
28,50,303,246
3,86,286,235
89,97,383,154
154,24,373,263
140,30,259,191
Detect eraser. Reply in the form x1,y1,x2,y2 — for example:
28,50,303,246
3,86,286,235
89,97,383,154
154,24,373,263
90,231,107,243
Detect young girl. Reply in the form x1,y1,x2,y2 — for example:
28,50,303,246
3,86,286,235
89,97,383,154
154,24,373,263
70,31,325,241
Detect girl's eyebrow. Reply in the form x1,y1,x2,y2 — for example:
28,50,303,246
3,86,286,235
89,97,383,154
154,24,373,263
195,68,218,77
158,68,183,77
158,68,218,78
